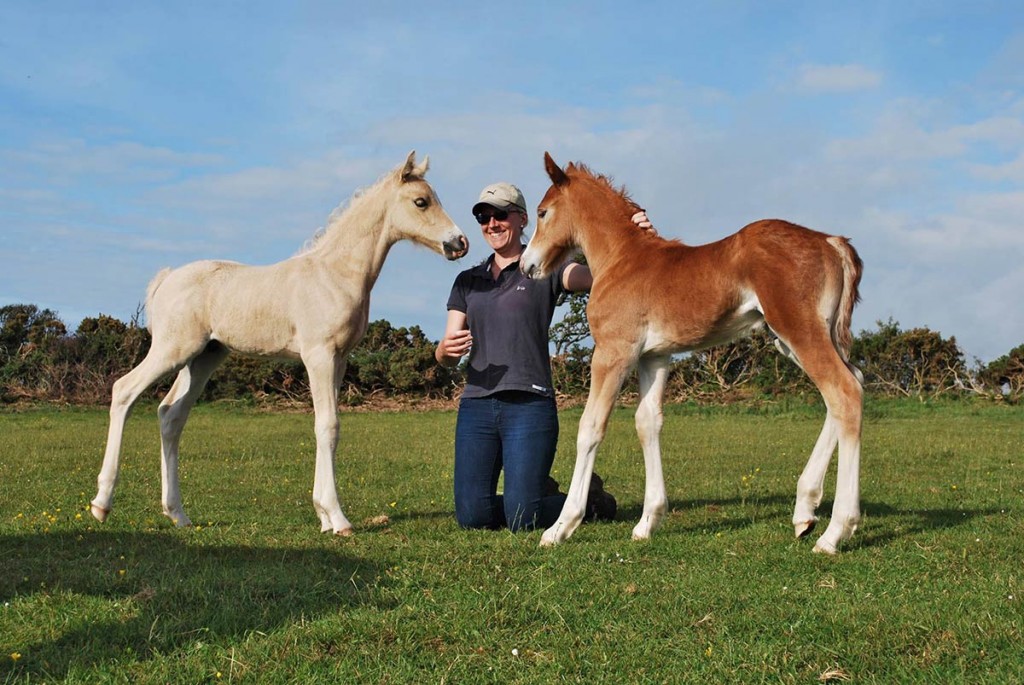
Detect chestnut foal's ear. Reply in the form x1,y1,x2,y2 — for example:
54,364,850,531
544,151,569,187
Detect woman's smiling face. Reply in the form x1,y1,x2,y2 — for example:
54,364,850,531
477,207,526,255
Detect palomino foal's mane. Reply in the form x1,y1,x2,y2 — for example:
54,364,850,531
300,166,421,255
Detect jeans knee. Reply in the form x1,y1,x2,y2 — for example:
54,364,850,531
455,499,500,530
504,498,541,532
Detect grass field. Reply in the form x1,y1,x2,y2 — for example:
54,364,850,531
1,400,1022,683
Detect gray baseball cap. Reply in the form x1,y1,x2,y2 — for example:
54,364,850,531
472,182,527,214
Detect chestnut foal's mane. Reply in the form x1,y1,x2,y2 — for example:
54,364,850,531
565,162,679,245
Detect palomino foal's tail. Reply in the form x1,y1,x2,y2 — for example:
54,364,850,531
144,268,173,333
826,236,863,363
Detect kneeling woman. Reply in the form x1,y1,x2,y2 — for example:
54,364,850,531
435,181,651,531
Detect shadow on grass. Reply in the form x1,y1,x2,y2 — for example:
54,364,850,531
1,530,387,680
615,494,999,549
842,500,1005,550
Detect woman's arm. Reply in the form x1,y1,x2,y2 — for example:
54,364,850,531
562,262,593,292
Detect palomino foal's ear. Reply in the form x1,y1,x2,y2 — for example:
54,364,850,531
400,150,418,181
544,151,569,187
413,154,430,177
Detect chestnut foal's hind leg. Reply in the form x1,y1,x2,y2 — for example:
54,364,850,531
786,336,863,554
792,414,838,539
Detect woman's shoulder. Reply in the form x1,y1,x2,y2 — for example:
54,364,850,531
456,255,493,279
449,261,487,292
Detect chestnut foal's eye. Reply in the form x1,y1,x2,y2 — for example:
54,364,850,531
414,197,429,209
538,208,548,219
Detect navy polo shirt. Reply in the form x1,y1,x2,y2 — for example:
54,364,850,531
447,253,568,399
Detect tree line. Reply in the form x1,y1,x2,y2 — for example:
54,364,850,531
1,301,1021,407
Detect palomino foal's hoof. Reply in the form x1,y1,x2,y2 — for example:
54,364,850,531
794,519,816,538
90,503,109,523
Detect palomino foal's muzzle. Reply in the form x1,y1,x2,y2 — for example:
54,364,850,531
443,234,469,260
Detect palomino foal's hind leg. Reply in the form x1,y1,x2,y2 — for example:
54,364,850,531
304,349,354,535
158,345,229,526
92,350,185,522
632,355,671,540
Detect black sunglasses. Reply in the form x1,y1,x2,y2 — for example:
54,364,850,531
474,208,513,225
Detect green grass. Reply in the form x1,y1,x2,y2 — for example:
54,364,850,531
1,400,1022,683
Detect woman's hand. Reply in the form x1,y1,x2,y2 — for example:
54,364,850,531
631,210,656,235
436,329,473,366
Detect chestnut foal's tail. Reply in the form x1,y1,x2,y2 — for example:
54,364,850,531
828,236,864,363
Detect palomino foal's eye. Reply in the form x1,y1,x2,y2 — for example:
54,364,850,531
414,197,429,209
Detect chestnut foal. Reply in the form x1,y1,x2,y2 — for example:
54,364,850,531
521,153,863,554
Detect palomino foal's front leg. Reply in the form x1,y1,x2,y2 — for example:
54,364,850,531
632,355,671,540
305,350,354,535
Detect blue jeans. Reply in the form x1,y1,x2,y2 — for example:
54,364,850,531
454,391,567,532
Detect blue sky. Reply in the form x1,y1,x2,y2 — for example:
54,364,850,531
2,1,1022,363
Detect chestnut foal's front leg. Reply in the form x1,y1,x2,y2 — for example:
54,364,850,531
541,345,633,546
632,354,672,540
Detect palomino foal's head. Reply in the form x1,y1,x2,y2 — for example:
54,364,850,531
389,151,469,260
521,151,639,280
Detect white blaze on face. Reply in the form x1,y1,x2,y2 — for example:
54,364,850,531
520,238,544,279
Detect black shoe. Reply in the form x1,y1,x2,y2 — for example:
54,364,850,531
585,473,617,522
543,476,563,497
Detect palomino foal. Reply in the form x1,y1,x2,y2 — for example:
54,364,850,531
521,153,864,554
91,152,468,535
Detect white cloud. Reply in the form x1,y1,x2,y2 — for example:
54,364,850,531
0,138,222,186
796,64,882,92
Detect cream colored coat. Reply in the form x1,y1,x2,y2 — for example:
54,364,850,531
91,152,467,534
